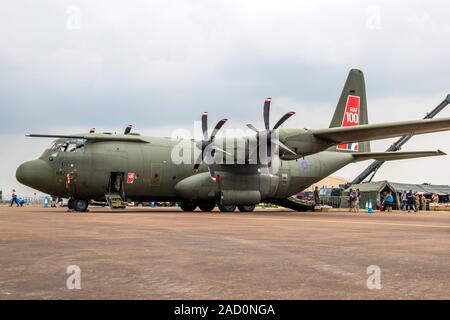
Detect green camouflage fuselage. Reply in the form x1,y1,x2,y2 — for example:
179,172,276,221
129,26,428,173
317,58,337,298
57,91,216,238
23,135,353,202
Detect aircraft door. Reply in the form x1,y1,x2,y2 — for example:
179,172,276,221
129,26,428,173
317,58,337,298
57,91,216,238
109,172,125,197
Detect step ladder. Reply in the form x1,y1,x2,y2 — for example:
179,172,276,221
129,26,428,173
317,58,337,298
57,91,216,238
105,194,126,209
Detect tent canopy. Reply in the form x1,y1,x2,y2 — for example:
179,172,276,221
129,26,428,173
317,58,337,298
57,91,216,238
346,181,450,196
344,180,394,193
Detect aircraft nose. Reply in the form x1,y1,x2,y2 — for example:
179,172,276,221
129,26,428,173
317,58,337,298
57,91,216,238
16,160,52,189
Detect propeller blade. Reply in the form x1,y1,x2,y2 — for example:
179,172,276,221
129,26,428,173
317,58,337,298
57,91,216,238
272,139,297,155
201,112,208,140
124,124,133,135
273,111,296,130
195,140,204,151
246,123,259,133
263,97,272,130
210,118,228,140
266,131,272,159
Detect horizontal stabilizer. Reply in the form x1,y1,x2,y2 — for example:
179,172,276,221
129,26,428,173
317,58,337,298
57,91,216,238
26,134,149,143
314,117,450,144
353,150,446,162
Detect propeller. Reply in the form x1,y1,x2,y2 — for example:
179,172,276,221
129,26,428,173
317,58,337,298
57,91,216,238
124,124,133,135
246,97,297,164
193,112,228,177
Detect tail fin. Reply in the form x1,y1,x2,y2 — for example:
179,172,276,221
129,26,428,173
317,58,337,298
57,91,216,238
329,69,370,152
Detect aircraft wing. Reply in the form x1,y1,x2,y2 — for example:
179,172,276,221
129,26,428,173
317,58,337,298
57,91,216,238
313,117,450,144
27,134,149,143
352,150,446,162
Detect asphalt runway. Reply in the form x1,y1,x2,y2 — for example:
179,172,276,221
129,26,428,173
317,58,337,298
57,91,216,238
0,205,449,299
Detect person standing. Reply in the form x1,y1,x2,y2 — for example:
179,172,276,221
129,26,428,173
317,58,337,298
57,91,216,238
314,186,321,207
348,189,354,212
406,190,414,213
401,191,407,211
385,192,394,212
349,189,359,213
9,189,19,207
414,193,420,212
420,194,427,211
431,193,439,210
355,189,361,213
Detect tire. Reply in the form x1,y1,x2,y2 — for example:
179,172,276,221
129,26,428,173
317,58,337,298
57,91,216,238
238,205,255,212
199,203,216,212
179,202,197,212
68,198,74,210
218,204,236,212
73,199,89,212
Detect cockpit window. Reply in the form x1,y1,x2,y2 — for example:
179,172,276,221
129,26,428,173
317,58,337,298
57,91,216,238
49,139,86,153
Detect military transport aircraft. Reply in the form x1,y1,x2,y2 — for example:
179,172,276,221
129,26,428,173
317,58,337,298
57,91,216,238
16,69,450,212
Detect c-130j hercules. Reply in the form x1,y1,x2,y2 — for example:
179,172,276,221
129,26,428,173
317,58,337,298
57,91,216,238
16,69,450,212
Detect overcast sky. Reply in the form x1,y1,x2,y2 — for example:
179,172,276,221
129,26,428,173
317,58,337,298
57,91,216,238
1,0,450,197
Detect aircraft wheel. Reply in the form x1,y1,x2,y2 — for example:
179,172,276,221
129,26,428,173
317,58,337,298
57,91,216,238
218,204,236,212
180,202,197,212
238,205,255,212
68,198,74,210
199,203,216,212
73,199,89,212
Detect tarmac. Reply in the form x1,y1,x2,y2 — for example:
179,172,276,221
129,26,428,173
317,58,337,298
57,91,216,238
0,205,449,300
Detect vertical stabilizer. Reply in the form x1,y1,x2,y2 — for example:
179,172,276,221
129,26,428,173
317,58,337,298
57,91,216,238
330,69,370,152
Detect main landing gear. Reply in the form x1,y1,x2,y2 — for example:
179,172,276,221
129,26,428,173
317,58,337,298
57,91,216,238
237,205,256,212
68,198,89,212
198,203,216,212
179,202,256,213
179,202,197,212
218,204,237,212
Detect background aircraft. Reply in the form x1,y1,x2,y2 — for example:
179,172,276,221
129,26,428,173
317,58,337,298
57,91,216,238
16,69,450,212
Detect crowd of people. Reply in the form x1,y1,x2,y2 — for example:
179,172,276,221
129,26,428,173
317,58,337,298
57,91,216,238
347,189,441,213
397,190,439,212
340,188,440,213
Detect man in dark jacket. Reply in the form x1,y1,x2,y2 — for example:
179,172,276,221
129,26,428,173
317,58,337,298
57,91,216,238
406,190,414,213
